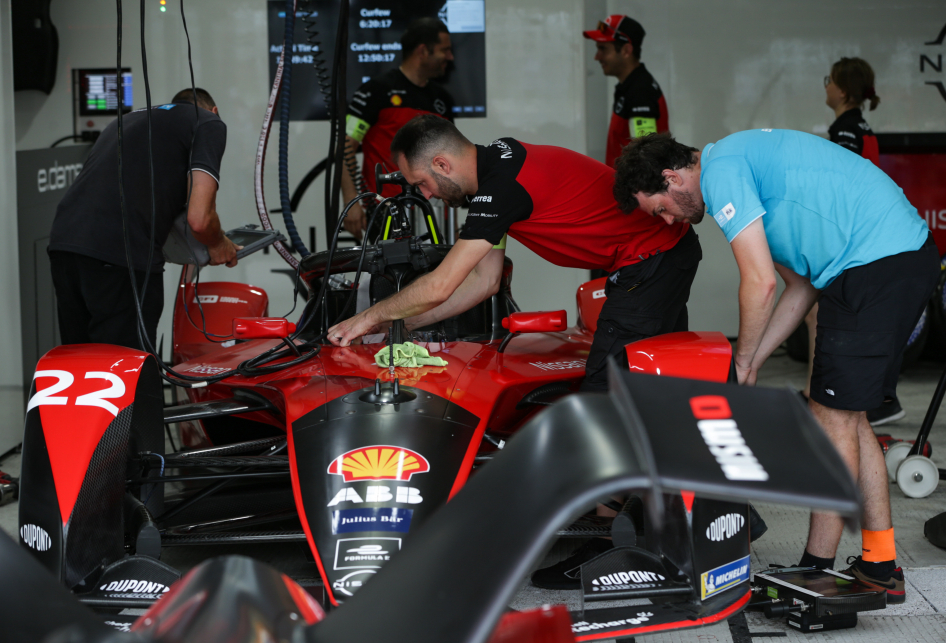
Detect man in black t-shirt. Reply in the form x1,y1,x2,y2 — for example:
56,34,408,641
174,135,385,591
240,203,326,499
49,88,239,351
341,17,455,239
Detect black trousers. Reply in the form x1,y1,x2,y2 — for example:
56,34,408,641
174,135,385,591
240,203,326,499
581,227,702,391
49,250,163,351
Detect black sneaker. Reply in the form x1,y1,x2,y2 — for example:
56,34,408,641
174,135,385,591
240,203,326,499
839,556,906,604
867,396,906,426
530,538,613,590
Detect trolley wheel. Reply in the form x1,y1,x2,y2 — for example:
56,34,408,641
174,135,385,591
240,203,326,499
896,455,940,499
885,441,913,482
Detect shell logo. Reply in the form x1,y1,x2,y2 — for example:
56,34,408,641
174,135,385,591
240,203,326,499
328,446,430,482
390,94,403,106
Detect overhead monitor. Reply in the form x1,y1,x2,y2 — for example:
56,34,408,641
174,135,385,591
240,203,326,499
267,1,486,120
72,68,133,137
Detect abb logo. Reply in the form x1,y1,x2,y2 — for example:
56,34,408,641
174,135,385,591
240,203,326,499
28,370,127,417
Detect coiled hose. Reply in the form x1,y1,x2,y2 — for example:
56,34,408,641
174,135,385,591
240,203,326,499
278,0,309,257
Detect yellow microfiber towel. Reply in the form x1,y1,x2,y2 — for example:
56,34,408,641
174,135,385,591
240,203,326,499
374,342,448,368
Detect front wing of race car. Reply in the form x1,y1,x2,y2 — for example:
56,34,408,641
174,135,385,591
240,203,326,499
1,362,860,643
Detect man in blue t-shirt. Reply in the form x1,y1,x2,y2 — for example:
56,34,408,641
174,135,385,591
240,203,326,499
612,129,938,603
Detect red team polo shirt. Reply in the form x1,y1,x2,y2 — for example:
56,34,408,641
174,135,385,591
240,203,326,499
459,138,688,273
346,68,454,198
606,64,669,168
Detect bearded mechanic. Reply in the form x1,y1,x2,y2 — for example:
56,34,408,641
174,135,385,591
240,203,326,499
615,130,938,602
341,17,455,240
328,114,701,392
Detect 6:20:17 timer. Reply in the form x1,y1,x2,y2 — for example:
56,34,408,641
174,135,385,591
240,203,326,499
359,19,393,28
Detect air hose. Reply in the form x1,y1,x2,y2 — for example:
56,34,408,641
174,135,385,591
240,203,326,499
277,0,309,257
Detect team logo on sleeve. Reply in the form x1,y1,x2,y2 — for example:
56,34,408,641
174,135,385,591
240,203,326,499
713,202,736,226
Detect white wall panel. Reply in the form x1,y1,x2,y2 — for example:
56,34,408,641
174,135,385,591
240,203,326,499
9,0,946,371
608,0,946,335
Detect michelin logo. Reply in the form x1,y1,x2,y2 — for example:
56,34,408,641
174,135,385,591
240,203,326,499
700,555,750,599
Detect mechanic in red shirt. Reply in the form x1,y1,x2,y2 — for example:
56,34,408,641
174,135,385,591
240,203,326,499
583,15,668,168
328,114,701,394
341,17,455,240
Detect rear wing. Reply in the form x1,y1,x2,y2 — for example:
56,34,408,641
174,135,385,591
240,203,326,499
307,362,859,643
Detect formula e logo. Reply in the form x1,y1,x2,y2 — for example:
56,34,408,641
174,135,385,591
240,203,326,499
333,569,375,597
471,195,492,203
328,446,429,482
706,512,746,541
20,524,51,551
434,98,446,114
100,579,170,595
690,395,769,481
334,537,401,570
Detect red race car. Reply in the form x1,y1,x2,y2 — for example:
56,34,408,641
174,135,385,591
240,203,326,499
15,174,864,641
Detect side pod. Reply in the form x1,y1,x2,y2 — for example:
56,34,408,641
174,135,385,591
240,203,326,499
18,346,164,589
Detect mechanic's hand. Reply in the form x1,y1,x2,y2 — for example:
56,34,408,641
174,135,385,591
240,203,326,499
343,202,367,241
209,237,240,267
328,310,379,347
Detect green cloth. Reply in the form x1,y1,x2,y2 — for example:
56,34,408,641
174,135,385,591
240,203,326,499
374,342,448,368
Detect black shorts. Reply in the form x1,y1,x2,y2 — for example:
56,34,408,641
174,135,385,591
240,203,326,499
581,227,702,391
810,235,939,411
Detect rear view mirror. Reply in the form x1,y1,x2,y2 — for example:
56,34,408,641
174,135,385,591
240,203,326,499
233,317,296,339
501,310,567,334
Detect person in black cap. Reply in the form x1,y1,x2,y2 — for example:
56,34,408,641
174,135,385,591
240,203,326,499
583,15,669,169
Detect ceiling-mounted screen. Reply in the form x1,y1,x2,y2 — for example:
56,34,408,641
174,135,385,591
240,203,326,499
267,1,486,121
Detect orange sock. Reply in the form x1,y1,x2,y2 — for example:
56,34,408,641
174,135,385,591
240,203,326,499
862,527,896,562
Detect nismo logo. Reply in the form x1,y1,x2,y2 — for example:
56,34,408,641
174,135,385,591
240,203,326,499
689,395,769,481
328,446,429,482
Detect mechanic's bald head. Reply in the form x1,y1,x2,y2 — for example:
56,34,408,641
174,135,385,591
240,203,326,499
171,87,217,113
391,115,476,207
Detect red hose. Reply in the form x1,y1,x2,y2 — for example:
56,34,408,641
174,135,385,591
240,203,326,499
255,0,299,270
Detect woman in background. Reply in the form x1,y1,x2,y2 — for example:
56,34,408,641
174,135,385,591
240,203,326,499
804,58,901,425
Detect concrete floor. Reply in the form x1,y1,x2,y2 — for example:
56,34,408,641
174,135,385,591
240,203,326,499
3,350,946,641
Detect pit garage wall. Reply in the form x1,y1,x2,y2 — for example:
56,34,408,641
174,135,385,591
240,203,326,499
0,0,23,451
10,0,946,374
606,0,946,335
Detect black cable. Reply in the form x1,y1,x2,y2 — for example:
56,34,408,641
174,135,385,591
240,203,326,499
323,0,349,243
50,135,78,148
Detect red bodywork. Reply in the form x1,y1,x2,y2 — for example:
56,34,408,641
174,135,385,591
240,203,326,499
165,273,733,606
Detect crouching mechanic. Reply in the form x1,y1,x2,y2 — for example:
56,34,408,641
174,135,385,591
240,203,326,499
616,130,938,602
328,114,701,393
